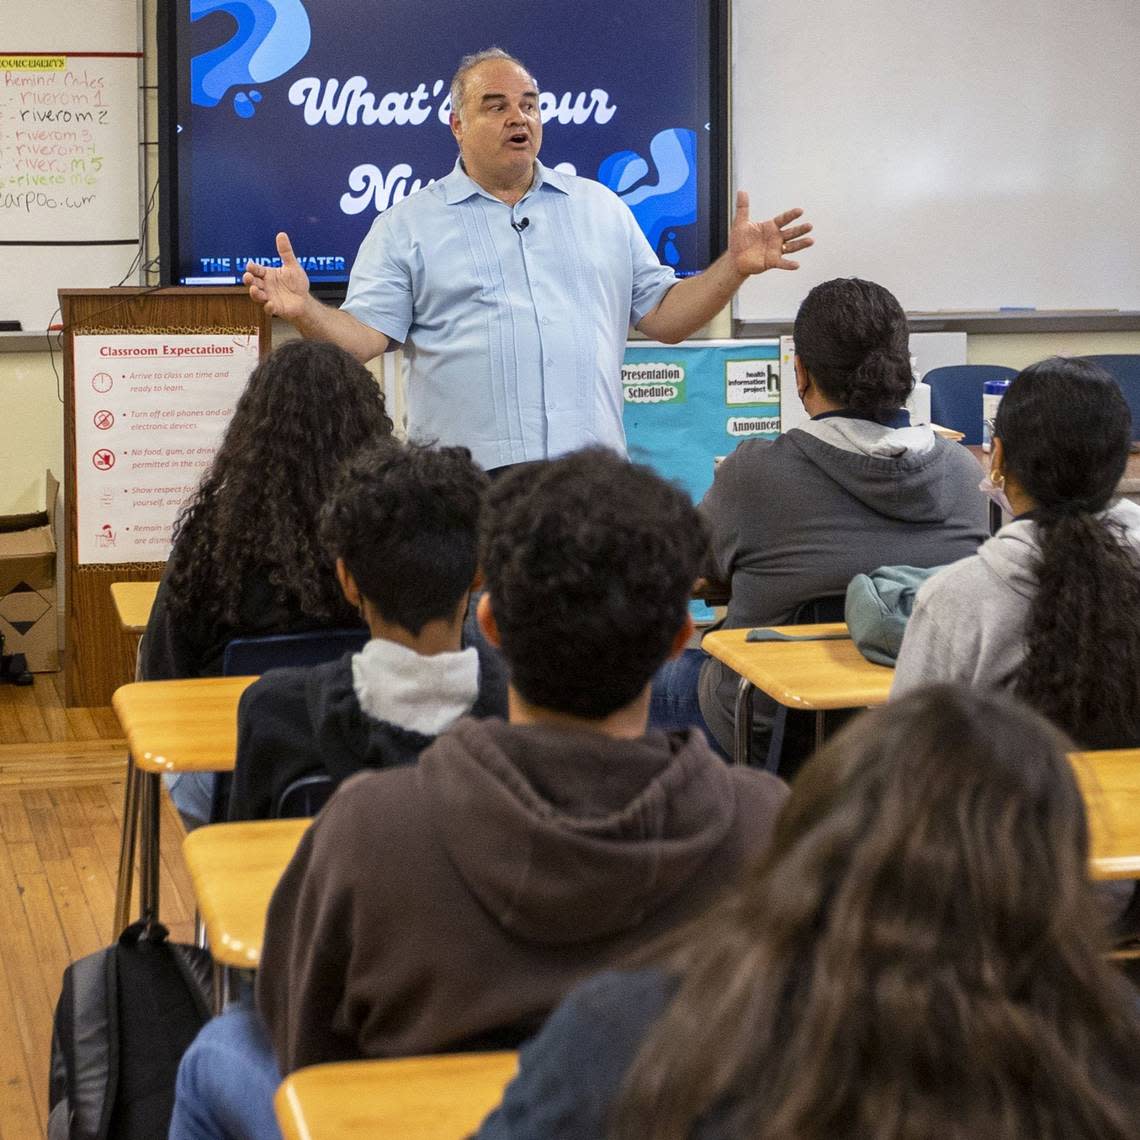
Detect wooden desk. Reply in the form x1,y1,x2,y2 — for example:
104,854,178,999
701,624,894,765
1070,749,1140,880
110,580,159,633
184,818,309,1010
275,1052,518,1140
184,819,307,966
111,676,257,931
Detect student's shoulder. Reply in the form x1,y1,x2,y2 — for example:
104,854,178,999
241,655,348,713
313,765,421,838
703,436,788,502
730,764,791,814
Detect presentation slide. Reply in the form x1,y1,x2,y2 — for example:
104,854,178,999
168,0,719,287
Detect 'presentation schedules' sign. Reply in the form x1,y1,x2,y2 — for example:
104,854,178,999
622,340,781,505
73,334,260,564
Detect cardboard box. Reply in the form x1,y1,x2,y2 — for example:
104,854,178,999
0,471,60,672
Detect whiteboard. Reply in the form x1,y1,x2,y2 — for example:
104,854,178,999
0,0,140,330
732,0,1140,322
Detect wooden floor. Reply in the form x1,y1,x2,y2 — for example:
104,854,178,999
0,671,196,1140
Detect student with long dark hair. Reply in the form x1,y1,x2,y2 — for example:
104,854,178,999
140,339,394,821
653,278,986,756
477,687,1140,1139
893,357,1140,748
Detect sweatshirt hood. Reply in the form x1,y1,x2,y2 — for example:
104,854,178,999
417,718,739,945
300,628,508,784
979,497,1140,601
786,421,967,524
304,657,435,783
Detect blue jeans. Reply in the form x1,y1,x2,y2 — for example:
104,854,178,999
169,1005,283,1140
648,649,729,761
165,771,217,828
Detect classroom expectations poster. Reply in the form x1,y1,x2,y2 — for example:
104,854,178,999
73,333,259,564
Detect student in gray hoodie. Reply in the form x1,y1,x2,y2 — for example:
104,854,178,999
653,278,987,756
894,357,1140,750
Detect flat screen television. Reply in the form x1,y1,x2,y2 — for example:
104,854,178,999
158,0,728,298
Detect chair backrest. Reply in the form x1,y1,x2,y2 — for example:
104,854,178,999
213,627,368,824
923,364,1018,445
788,593,847,624
222,627,369,676
275,773,334,819
274,1051,519,1140
762,593,852,777
1081,355,1140,439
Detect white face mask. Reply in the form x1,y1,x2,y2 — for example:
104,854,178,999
978,473,1014,519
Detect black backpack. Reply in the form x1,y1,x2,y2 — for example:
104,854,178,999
48,920,213,1140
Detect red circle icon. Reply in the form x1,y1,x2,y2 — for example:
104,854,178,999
92,449,116,471
94,409,114,430
91,372,113,394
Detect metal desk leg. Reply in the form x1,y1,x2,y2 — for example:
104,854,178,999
211,963,225,1016
733,676,754,766
113,757,141,934
815,710,827,754
138,770,161,924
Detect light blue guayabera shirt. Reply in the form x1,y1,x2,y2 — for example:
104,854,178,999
342,159,678,471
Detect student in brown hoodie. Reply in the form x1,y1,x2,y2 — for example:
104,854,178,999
170,447,788,1140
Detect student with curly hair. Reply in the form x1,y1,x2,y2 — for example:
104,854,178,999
654,278,987,757
893,357,1140,749
477,687,1140,1140
140,339,394,821
226,440,507,822
170,448,787,1140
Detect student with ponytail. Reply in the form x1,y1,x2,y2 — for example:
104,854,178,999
893,357,1140,748
477,688,1140,1139
653,277,986,756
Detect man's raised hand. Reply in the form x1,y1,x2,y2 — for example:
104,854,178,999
728,193,814,277
244,232,312,320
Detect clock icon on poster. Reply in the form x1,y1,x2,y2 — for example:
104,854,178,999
91,372,113,394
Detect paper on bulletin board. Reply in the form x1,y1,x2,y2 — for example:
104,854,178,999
73,333,260,564
622,339,781,506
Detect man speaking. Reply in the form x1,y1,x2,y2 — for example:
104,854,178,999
245,48,813,472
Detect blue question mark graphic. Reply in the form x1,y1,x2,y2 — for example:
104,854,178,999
598,128,698,265
190,0,312,118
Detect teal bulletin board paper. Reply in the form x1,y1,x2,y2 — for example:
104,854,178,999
622,340,781,505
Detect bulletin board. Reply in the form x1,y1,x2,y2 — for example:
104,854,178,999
622,339,780,505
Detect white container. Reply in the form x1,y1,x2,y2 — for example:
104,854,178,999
982,379,1011,453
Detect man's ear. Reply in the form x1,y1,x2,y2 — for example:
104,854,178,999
449,110,464,147
335,557,362,609
476,592,502,648
667,611,695,660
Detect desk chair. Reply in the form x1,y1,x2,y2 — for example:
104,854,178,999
1080,355,1140,439
113,676,256,932
274,1052,518,1140
207,627,371,823
183,818,309,1011
924,364,1017,445
275,773,334,819
221,627,369,675
765,594,848,775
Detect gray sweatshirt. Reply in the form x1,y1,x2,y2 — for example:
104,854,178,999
698,416,988,751
892,497,1140,696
